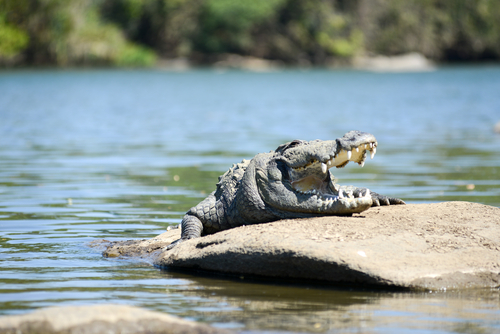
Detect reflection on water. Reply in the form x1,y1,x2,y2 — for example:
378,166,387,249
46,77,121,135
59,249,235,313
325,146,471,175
0,67,499,333
155,273,500,333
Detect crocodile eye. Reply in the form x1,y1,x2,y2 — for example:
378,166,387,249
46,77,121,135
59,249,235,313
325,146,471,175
276,140,304,152
287,140,303,148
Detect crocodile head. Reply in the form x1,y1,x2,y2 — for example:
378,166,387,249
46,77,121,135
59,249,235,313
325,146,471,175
255,131,378,215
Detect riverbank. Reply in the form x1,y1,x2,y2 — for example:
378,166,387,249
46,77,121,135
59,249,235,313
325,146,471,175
3,1,500,68
156,52,437,73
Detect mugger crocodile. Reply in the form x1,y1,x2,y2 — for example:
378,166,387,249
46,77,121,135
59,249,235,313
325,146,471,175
167,131,405,249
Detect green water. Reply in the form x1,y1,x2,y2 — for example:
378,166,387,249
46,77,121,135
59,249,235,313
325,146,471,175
1,67,499,333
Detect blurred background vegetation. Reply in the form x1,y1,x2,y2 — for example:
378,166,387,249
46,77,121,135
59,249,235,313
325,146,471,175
1,0,499,67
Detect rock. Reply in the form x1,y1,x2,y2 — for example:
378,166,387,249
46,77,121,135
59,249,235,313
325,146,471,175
495,121,500,134
213,54,283,72
0,304,231,334
353,52,435,72
157,58,191,72
98,202,500,291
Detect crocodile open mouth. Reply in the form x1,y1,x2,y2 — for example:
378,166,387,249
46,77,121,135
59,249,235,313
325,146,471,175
289,141,377,194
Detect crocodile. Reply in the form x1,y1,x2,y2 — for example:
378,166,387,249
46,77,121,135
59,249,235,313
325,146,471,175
167,131,405,249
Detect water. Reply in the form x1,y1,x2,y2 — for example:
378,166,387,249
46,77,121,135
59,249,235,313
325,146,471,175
1,67,499,333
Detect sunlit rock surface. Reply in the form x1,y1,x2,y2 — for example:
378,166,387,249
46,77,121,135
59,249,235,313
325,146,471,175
98,202,500,290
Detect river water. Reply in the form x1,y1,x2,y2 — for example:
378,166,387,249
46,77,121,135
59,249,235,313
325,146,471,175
1,67,499,333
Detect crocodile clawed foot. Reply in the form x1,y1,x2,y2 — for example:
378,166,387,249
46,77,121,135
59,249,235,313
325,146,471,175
370,191,406,207
165,238,183,250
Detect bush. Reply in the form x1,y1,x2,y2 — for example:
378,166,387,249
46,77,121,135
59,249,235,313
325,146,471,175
0,15,29,61
193,0,286,54
116,42,157,66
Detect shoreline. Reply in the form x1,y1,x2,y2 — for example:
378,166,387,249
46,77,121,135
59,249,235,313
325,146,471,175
4,54,500,73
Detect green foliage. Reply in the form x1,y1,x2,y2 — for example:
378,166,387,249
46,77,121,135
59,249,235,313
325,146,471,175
205,0,284,31
116,43,157,66
100,0,200,58
442,0,500,60
252,0,364,63
0,16,29,58
2,0,500,67
58,6,157,66
195,0,285,53
313,6,364,58
367,0,500,60
369,1,425,55
0,0,156,66
318,29,363,58
99,0,152,37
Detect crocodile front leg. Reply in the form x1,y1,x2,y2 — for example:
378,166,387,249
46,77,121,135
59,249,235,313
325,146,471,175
166,214,203,250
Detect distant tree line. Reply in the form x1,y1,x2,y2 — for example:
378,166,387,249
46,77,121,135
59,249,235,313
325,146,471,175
1,0,499,67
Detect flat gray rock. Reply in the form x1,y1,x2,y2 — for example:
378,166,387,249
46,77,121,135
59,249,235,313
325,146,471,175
99,202,500,290
0,304,230,334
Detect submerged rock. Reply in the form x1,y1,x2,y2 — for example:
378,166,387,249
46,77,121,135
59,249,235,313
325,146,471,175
0,304,230,334
98,202,500,291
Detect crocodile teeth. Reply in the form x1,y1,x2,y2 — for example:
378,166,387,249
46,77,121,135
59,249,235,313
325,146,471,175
360,161,365,167
347,150,352,160
370,147,376,159
370,142,373,148
321,163,327,173
326,198,336,207
364,189,371,198
355,147,359,152
339,190,344,199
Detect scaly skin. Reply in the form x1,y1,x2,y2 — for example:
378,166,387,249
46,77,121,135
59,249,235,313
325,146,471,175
167,131,405,249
